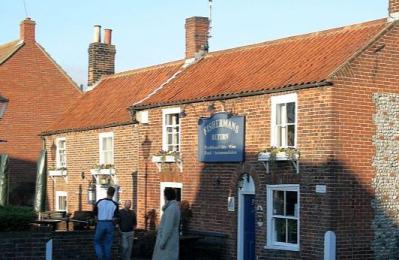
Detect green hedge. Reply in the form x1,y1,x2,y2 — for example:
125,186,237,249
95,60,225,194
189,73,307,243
0,206,36,231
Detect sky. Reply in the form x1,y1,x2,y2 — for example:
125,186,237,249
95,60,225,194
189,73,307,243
0,0,388,87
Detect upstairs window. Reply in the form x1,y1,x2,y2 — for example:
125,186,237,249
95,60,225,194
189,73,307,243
271,93,297,147
266,184,300,251
56,138,67,168
162,108,181,152
99,132,114,165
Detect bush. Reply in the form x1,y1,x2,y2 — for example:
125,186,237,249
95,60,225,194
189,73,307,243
0,206,36,231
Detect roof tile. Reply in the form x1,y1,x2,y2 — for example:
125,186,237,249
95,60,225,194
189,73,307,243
134,19,387,108
45,61,183,133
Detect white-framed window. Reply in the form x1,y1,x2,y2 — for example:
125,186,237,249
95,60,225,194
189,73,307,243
99,132,114,165
266,184,300,251
271,93,297,147
162,107,181,152
56,191,67,212
56,137,67,169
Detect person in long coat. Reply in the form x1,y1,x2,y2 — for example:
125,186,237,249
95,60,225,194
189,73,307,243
152,187,181,260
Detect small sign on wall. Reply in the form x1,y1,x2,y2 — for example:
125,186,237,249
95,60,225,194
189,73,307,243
316,185,327,194
228,196,235,212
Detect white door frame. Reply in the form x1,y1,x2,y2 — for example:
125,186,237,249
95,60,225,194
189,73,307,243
237,174,255,260
160,182,182,217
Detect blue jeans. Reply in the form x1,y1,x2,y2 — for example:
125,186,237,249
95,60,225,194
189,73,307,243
94,221,115,260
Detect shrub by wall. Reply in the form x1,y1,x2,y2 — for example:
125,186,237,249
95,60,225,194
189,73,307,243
0,206,36,231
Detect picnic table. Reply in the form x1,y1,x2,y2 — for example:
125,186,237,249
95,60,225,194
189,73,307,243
32,219,62,231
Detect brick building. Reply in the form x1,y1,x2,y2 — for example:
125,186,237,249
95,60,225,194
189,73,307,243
0,18,81,205
42,1,399,259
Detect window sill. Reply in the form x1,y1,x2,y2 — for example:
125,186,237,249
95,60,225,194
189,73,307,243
151,155,179,163
258,152,299,161
264,244,299,252
258,151,299,174
48,169,67,177
151,155,182,172
90,168,116,175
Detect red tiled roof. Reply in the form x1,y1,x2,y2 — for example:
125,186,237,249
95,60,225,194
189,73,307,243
0,40,23,64
45,19,388,134
44,61,183,134
133,19,387,109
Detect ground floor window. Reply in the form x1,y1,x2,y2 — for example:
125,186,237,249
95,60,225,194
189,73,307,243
266,184,299,251
56,191,67,212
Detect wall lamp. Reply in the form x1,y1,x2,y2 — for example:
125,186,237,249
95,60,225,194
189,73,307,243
208,100,226,114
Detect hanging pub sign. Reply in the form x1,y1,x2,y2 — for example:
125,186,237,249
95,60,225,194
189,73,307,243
198,112,245,162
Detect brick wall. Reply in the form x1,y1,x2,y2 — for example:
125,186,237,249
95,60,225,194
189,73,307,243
136,86,335,259
330,23,399,259
42,21,399,260
45,124,138,214
0,23,81,205
0,229,120,259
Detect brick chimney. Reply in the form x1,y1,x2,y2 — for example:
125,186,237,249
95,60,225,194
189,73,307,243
20,18,36,43
88,25,116,87
185,17,209,59
389,0,399,21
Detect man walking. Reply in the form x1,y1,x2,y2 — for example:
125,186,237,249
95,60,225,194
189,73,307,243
119,200,137,260
94,186,119,260
152,188,181,260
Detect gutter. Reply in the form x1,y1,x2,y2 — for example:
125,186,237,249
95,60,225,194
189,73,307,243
40,121,133,137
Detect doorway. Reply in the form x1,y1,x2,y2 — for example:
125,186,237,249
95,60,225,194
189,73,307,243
237,174,256,260
160,182,182,216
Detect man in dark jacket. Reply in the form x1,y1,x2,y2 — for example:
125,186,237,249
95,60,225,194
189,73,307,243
119,200,137,260
94,186,119,260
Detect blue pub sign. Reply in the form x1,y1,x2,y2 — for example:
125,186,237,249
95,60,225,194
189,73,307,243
198,112,245,162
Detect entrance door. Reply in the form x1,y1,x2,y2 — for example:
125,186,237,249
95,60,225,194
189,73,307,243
160,182,182,216
243,194,256,260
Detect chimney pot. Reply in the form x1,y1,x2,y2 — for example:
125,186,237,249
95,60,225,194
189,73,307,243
185,16,210,59
104,29,112,45
20,18,36,43
93,25,101,43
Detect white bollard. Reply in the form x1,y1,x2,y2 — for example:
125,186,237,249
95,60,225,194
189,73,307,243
324,231,336,260
46,239,52,260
